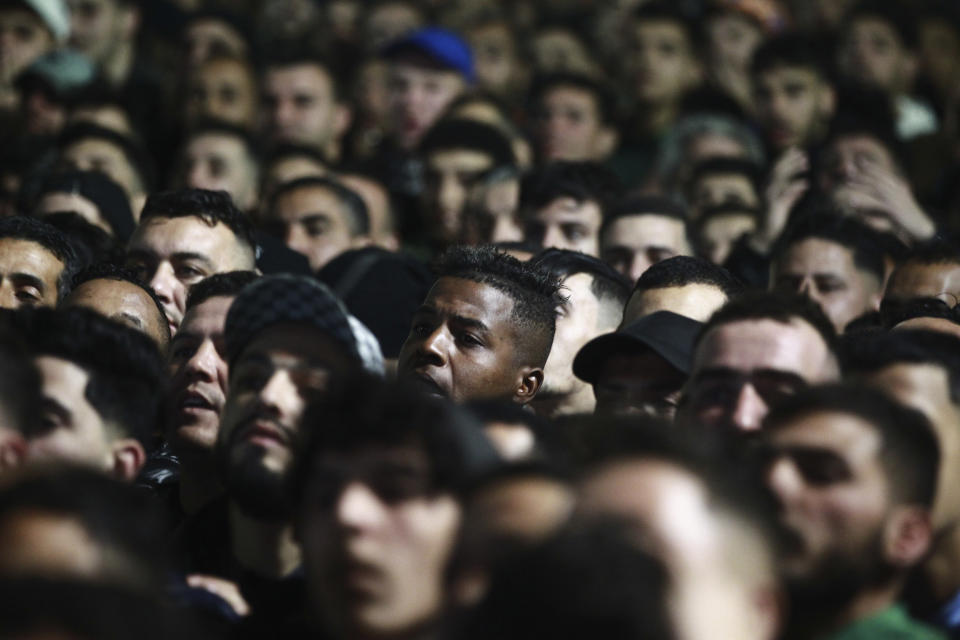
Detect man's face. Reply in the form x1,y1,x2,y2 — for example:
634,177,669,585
594,349,686,419
622,283,728,326
37,192,111,234
689,173,759,218
386,63,465,150
218,324,356,514
398,277,535,404
819,134,897,195
468,22,517,94
185,58,258,129
339,174,398,251
184,18,248,66
61,138,142,200
262,64,343,150
126,216,254,334
627,20,700,104
181,134,259,212
301,445,460,638
422,148,493,248
837,17,912,93
525,197,603,256
0,8,53,83
166,296,233,454
764,411,892,585
26,356,110,470
0,237,63,309
534,86,607,162
63,278,168,349
541,273,602,398
601,214,692,284
686,319,837,432
754,67,834,150
772,238,881,333
699,212,757,266
68,0,132,64
885,261,960,303
267,185,358,272
860,363,960,530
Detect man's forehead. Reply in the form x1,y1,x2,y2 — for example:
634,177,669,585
130,216,235,254
426,276,516,318
769,410,882,462
607,214,686,244
180,296,234,335
696,318,829,378
537,197,601,221
266,64,331,89
427,148,493,171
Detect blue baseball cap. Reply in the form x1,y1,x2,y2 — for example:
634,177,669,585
382,27,474,83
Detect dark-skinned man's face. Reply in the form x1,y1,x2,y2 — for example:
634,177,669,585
398,277,542,404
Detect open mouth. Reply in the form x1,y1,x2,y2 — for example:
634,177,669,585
179,391,215,413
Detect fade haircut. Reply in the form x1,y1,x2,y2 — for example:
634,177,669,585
0,216,80,302
530,248,631,326
419,118,515,168
185,270,259,311
269,176,370,237
750,33,832,79
17,307,165,448
185,118,261,170
771,212,886,282
139,188,257,255
69,263,170,345
634,256,743,298
765,383,939,507
696,290,838,355
521,161,623,219
434,245,563,366
839,329,960,403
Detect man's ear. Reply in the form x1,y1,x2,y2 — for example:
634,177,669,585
334,103,353,140
594,126,619,160
513,368,544,405
110,439,146,482
884,505,932,568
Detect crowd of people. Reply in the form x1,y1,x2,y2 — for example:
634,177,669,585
0,0,958,637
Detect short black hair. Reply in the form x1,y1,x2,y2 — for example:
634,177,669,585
750,33,832,79
893,239,960,269
632,1,699,50
521,161,623,218
58,122,155,193
69,263,169,344
138,188,257,254
633,255,743,298
685,157,764,203
0,216,80,301
265,142,329,169
764,383,939,507
294,376,499,502
842,0,918,50
42,212,122,272
269,176,370,237
185,270,259,310
697,291,838,355
531,248,631,319
823,99,905,176
529,72,617,125
460,521,675,640
419,118,516,168
840,329,960,403
434,245,563,367
183,118,261,167
17,307,165,448
0,323,41,434
262,51,343,100
771,212,886,283
601,194,695,251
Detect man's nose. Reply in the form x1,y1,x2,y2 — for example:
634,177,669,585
729,382,768,432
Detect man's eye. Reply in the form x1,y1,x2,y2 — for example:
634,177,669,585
170,344,197,361
15,289,40,303
176,266,205,280
458,332,482,347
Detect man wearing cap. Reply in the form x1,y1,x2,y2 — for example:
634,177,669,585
574,311,702,419
0,0,68,108
382,27,473,153
175,274,366,619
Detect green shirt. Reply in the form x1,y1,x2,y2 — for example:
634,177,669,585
824,605,946,640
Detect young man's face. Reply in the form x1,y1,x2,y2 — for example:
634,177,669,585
0,8,53,84
698,211,757,266
61,138,142,202
837,16,913,94
266,184,360,272
63,278,169,349
601,214,692,284
884,261,960,303
627,20,700,105
593,349,686,419
301,444,460,639
262,64,345,151
540,273,603,400
689,172,759,218
68,0,134,65
185,58,258,130
771,238,881,333
525,197,603,257
398,277,539,404
754,66,835,150
534,85,609,162
0,237,64,309
126,216,255,334
422,148,494,248
181,134,259,212
622,283,729,326
386,63,465,150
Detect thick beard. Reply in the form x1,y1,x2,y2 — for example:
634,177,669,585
219,446,293,521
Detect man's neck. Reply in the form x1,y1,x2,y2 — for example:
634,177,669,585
532,382,595,418
786,580,904,639
228,502,301,580
635,100,679,137
178,453,223,516
103,41,134,87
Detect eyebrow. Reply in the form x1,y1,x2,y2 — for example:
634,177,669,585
170,253,215,269
113,312,144,329
414,305,490,334
10,273,47,294
299,213,332,225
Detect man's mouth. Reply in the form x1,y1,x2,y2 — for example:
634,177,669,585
239,419,292,449
178,390,217,414
409,372,447,398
